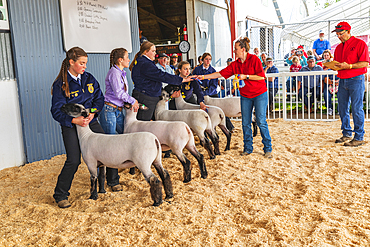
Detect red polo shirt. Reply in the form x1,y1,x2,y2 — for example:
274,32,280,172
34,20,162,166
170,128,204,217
334,36,369,79
219,54,266,98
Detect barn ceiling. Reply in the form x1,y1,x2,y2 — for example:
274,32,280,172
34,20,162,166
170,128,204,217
137,0,187,45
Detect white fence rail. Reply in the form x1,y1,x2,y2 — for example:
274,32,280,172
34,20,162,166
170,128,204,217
218,70,370,121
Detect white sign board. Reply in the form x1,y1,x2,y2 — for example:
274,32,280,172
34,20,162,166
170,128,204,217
0,0,9,30
60,0,132,53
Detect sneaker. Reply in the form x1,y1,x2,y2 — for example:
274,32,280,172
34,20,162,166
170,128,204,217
344,139,365,147
328,108,333,116
111,184,123,192
57,199,71,208
264,152,273,159
335,136,352,143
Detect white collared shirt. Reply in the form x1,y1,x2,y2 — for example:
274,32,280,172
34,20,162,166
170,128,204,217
67,70,81,84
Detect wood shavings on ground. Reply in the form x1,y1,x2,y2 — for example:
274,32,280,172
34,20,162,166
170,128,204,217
1,120,370,246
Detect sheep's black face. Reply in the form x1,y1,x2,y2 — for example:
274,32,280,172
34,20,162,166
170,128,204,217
61,103,89,118
164,84,180,95
161,90,170,101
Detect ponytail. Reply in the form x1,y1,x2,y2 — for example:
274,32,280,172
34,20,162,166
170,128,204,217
176,60,190,76
235,37,251,53
129,41,155,71
52,47,88,98
110,48,128,68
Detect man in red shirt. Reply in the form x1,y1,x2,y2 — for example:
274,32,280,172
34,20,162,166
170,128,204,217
333,21,369,146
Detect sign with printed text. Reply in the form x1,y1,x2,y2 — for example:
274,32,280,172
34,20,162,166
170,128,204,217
0,0,9,31
60,0,132,53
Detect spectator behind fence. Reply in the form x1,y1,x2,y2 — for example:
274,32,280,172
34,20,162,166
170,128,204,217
260,52,267,67
264,57,279,112
197,55,202,67
156,53,175,87
254,47,261,59
321,49,338,115
307,50,313,56
286,56,302,101
297,55,323,111
286,48,307,67
297,45,308,58
170,54,179,70
332,21,369,147
226,57,233,66
313,30,331,61
284,47,296,66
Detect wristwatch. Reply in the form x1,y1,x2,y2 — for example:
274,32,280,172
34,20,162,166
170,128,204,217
247,75,250,80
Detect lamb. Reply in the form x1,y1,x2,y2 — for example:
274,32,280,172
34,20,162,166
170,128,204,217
155,90,217,159
61,103,173,206
170,92,232,152
203,95,258,137
124,104,207,182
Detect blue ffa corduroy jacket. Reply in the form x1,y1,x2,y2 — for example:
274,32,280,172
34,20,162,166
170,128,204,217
132,55,183,97
192,65,218,96
51,72,104,128
181,79,204,103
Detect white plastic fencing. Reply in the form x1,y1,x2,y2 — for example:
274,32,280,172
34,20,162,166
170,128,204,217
218,70,370,121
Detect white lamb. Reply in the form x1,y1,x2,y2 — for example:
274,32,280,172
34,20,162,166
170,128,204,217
203,95,258,137
124,104,207,182
61,103,173,206
172,95,231,152
155,90,217,159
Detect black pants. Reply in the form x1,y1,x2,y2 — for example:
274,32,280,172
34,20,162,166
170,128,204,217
132,89,160,121
208,93,234,131
53,121,120,202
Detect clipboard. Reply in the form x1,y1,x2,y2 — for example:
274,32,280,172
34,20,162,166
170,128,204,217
322,61,340,70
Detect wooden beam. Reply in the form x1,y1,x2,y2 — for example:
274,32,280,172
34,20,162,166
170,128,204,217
138,7,178,31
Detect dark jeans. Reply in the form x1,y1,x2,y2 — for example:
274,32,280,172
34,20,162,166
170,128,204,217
132,89,160,121
53,121,120,203
268,87,278,112
298,86,321,110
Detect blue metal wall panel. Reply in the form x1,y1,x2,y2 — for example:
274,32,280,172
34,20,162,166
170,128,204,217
8,0,140,163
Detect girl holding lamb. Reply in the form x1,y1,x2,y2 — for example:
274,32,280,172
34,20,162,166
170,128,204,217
194,37,273,158
50,47,121,208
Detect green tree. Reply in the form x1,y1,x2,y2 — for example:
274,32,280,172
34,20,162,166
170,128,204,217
314,0,341,9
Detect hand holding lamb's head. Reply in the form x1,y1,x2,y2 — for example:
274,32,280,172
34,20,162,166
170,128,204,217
164,84,180,95
123,102,149,111
61,103,90,118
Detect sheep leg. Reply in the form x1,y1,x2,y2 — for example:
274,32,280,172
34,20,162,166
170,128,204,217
206,129,220,155
145,174,163,206
89,175,99,200
129,167,136,175
97,165,106,194
153,162,174,199
252,121,258,137
174,153,192,183
200,134,216,159
188,148,207,179
219,124,232,151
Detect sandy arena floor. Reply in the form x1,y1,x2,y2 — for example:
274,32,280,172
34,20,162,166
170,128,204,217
1,120,370,246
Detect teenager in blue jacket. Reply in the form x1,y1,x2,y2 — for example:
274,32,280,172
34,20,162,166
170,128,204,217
129,41,195,121
192,53,218,98
51,47,120,208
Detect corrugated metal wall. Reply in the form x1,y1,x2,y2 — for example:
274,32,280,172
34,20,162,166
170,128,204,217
8,0,140,163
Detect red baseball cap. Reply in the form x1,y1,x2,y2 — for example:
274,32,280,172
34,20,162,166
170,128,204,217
297,45,304,49
332,22,351,32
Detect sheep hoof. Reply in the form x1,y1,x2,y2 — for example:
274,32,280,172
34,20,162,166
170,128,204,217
210,155,216,159
89,193,98,200
98,189,106,194
165,194,173,200
183,178,191,183
152,201,161,207
201,173,208,179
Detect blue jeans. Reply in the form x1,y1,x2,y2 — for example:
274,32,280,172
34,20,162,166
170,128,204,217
323,83,333,109
298,86,320,109
240,92,272,154
337,75,365,140
98,104,125,135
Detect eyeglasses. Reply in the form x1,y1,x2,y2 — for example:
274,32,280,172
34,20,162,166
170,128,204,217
336,31,347,37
